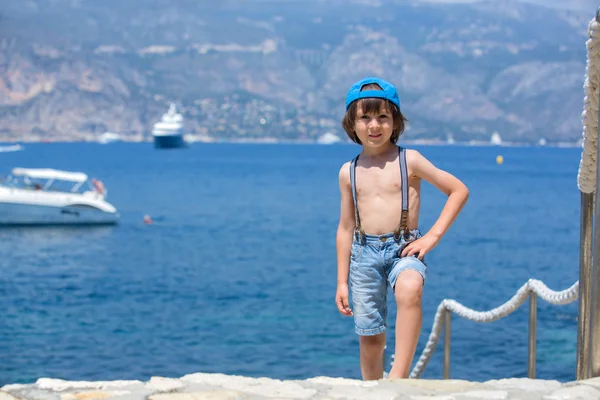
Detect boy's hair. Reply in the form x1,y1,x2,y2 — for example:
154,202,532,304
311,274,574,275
341,83,408,145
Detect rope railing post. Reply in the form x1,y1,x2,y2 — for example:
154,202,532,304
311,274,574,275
592,6,600,377
577,191,594,379
577,6,600,379
590,139,600,377
528,291,537,379
443,310,451,379
591,109,600,377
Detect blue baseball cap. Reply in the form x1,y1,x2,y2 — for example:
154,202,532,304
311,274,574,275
345,77,401,111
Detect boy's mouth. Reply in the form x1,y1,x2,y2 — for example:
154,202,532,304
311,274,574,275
369,133,382,138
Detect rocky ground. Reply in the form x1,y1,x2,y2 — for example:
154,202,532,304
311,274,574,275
3,374,600,400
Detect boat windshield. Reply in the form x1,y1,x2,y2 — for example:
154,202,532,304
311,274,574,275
1,174,93,193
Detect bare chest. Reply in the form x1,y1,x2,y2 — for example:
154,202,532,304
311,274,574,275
355,164,404,198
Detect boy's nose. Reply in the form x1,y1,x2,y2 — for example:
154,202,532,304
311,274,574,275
368,118,380,128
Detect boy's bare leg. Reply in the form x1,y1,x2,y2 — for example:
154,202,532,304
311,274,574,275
388,270,423,379
359,333,386,380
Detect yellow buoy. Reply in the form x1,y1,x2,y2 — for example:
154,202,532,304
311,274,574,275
496,155,504,165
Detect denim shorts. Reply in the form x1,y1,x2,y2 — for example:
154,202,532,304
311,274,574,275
349,229,427,336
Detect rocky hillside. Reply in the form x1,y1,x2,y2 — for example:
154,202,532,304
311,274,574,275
0,0,596,143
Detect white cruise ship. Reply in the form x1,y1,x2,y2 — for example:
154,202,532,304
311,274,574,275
152,103,186,149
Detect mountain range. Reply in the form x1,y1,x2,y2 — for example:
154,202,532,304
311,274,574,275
0,0,598,144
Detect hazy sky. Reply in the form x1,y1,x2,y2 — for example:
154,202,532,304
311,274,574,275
417,0,595,12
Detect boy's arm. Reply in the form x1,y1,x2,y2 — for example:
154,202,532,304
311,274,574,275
336,162,355,316
401,150,469,259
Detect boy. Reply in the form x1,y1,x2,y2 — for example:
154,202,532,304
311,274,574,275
335,77,469,380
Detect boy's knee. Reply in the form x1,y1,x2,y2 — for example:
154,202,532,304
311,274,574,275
359,333,386,352
394,276,423,306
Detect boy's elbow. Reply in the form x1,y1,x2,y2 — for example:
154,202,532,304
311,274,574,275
460,184,469,203
337,221,355,236
449,183,469,202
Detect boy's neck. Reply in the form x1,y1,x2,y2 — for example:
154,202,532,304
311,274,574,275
361,142,398,159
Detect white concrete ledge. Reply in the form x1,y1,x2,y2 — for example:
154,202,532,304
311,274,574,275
2,374,600,400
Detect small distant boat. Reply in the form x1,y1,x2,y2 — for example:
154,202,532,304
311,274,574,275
490,132,502,146
98,132,122,144
317,132,342,144
152,103,186,149
0,144,24,152
538,138,547,146
0,168,119,225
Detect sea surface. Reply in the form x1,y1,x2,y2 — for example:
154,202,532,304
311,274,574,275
0,142,582,384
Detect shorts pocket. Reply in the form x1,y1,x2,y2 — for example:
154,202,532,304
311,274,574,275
350,242,363,261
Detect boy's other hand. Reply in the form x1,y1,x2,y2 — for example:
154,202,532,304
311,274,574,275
336,284,353,316
401,234,440,260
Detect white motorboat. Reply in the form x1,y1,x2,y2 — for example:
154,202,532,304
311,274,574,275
152,103,186,149
0,144,24,152
0,168,119,226
98,132,122,144
316,132,342,144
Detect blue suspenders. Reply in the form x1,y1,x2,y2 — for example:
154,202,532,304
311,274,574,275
350,154,364,241
350,146,410,241
397,147,409,240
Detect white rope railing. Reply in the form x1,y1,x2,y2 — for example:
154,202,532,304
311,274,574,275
578,18,600,193
407,279,579,378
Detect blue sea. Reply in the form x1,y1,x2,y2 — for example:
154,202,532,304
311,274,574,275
0,142,582,385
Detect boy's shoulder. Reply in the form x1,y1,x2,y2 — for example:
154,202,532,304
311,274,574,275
404,147,427,165
402,147,420,156
402,148,438,178
338,160,352,183
338,151,362,178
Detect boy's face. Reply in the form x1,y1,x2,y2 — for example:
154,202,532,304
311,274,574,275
354,103,394,148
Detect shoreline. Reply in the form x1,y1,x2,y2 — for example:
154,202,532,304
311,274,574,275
2,373,600,400
0,138,584,149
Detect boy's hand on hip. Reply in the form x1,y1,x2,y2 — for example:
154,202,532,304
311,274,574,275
335,283,353,316
400,234,440,260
